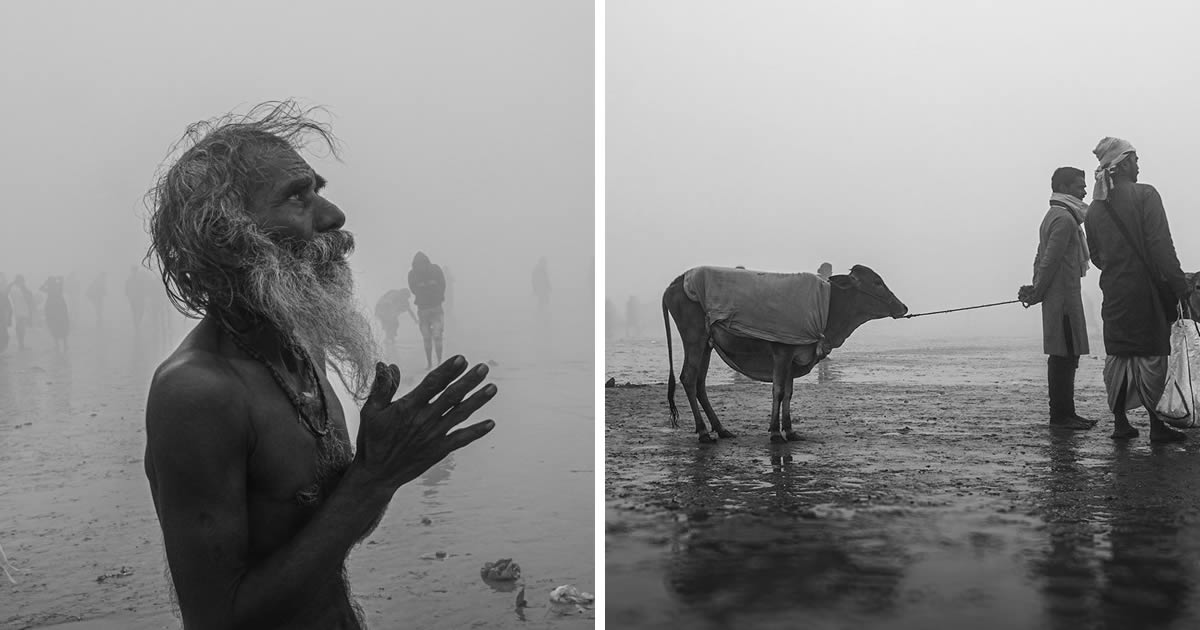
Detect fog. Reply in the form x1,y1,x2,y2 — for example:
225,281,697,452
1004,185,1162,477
1,4,593,625
607,0,1200,343
1,0,593,346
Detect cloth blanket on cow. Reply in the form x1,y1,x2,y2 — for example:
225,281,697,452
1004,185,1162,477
682,266,830,382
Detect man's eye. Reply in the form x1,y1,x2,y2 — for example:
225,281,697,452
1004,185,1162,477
287,192,306,203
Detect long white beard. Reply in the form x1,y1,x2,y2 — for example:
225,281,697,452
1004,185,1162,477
241,229,378,401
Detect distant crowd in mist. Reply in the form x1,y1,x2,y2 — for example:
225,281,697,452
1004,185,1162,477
0,265,176,354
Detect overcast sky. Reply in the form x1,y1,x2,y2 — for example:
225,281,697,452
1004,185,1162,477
2,0,593,321
608,0,1200,340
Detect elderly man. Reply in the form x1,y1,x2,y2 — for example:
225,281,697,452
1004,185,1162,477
1018,167,1094,429
143,102,497,629
1083,137,1191,442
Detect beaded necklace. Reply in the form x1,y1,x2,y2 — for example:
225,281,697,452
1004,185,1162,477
216,318,330,437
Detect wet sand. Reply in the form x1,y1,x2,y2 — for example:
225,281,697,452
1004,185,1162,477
1,308,594,629
606,340,1200,629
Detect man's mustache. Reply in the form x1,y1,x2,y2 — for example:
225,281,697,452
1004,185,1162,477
277,230,355,264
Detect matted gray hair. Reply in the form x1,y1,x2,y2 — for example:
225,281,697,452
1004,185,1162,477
144,100,341,317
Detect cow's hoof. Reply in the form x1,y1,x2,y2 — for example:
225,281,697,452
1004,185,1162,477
716,429,736,439
784,431,804,442
699,433,718,444
769,432,787,444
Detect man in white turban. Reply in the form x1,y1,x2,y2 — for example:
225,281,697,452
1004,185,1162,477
1084,138,1191,442
1092,137,1136,202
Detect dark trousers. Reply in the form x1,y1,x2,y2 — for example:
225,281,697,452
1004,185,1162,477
1048,315,1080,419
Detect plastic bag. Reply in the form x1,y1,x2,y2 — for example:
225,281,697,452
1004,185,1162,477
1156,316,1200,429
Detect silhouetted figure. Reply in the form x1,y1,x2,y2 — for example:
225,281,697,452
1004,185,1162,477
408,252,447,370
127,266,147,332
9,275,33,350
817,262,832,281
0,272,11,353
374,289,417,346
86,272,106,328
625,296,640,338
40,276,69,352
532,257,551,312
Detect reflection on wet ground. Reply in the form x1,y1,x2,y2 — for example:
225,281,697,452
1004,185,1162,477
2,306,594,629
606,341,1200,629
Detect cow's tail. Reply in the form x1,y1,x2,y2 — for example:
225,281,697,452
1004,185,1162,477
664,297,679,427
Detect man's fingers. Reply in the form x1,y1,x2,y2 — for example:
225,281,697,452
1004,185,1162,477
439,419,496,454
402,355,470,407
434,383,498,434
429,363,490,414
366,362,402,410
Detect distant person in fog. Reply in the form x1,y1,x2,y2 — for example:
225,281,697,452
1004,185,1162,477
408,251,447,370
9,275,33,350
374,288,417,346
41,276,69,352
0,273,11,352
532,256,551,312
86,272,107,328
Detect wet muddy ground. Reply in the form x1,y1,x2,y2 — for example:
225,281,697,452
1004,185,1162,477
606,339,1200,630
1,307,594,630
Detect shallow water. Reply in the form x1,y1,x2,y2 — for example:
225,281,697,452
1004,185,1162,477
0,301,594,629
606,335,1200,630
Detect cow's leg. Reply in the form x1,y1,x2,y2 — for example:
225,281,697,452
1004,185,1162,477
679,340,716,443
782,362,803,441
697,346,735,439
768,346,789,443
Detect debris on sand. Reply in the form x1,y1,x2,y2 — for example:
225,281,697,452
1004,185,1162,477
0,543,18,584
96,566,133,583
480,558,521,581
420,516,432,526
605,377,616,388
549,585,594,605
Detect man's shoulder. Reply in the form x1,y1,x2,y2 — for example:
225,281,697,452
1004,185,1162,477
1132,182,1163,202
147,339,249,429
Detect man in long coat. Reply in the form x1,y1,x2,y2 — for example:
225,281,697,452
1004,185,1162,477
1084,137,1191,442
1020,167,1094,429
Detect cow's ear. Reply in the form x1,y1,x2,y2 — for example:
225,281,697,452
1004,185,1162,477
829,274,858,290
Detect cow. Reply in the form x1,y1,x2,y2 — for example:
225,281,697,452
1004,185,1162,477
662,265,908,443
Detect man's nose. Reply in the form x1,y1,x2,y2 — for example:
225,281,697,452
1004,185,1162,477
314,197,346,232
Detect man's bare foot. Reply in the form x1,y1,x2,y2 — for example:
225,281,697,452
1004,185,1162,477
1110,425,1139,440
1050,417,1093,430
1150,425,1187,443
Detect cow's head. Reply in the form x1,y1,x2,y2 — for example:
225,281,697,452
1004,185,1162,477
830,265,908,319
1187,272,1200,319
